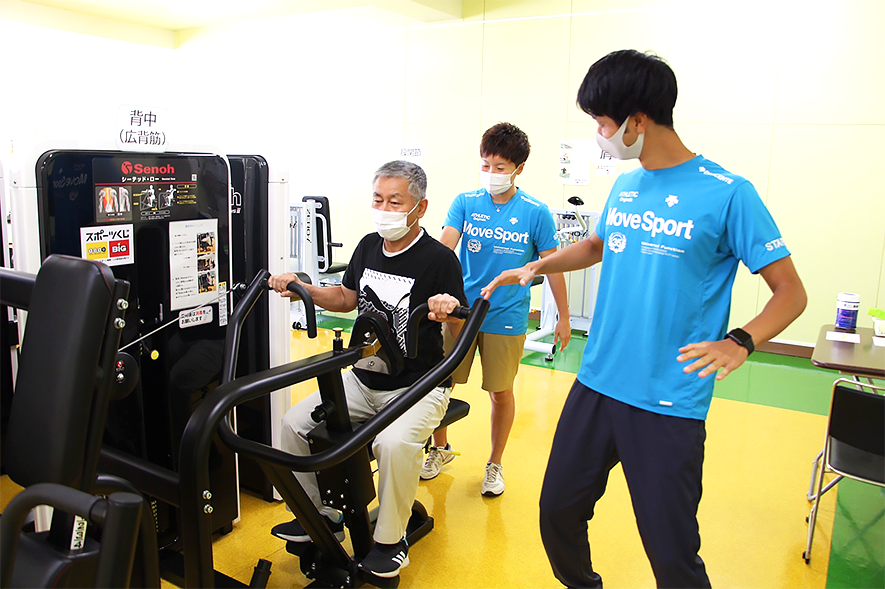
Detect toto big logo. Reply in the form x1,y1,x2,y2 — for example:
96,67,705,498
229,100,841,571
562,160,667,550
120,161,175,175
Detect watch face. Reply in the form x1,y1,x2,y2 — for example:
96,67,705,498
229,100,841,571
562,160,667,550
728,329,753,353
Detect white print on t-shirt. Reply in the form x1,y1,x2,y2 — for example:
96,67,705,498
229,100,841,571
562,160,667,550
697,166,734,185
461,220,530,245
608,233,627,253
605,207,695,240
358,268,415,353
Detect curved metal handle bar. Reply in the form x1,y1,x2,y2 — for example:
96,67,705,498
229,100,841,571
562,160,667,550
283,280,317,339
222,270,270,384
406,303,471,359
223,270,319,384
183,298,488,478
0,483,143,589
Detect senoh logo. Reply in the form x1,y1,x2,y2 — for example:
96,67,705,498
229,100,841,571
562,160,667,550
120,161,175,175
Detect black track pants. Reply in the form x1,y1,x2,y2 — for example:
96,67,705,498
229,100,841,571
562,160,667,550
539,380,711,589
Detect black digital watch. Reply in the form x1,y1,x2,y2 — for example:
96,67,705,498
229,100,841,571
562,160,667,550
726,328,754,356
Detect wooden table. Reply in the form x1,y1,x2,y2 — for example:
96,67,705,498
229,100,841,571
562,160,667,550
810,324,885,379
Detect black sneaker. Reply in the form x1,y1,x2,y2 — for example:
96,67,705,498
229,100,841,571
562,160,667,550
358,538,410,578
271,514,345,543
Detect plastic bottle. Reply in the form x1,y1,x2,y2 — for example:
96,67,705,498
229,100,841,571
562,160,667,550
834,292,860,331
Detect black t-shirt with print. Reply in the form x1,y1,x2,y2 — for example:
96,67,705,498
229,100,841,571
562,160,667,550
342,230,467,390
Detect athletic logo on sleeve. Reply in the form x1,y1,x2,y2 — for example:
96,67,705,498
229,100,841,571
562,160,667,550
698,166,734,185
608,232,627,253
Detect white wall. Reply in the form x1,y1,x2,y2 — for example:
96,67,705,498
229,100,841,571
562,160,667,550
2,0,884,345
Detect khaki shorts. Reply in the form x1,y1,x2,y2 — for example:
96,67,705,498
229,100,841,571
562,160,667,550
444,329,526,393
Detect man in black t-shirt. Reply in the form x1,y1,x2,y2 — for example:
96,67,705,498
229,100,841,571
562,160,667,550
268,161,467,579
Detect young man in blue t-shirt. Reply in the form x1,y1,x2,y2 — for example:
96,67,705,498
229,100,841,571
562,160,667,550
420,123,571,496
483,51,807,587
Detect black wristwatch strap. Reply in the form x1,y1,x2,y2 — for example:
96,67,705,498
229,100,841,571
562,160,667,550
726,328,754,356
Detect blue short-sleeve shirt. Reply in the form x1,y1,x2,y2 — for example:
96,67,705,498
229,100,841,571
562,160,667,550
579,155,791,420
444,188,558,335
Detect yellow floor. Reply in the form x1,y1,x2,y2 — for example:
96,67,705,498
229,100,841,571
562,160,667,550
0,326,837,588
210,329,835,588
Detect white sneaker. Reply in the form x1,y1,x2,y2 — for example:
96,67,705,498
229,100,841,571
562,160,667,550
481,462,505,496
420,444,455,480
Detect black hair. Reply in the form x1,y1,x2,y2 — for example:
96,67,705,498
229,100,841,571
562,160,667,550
480,123,531,166
576,49,677,128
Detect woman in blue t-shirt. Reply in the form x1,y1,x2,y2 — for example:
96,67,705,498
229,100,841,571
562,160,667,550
420,123,571,497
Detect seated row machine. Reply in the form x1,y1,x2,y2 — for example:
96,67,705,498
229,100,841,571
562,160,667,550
1,261,486,588
175,271,488,587
0,255,159,588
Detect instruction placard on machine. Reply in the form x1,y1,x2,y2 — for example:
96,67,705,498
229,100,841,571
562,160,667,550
92,156,199,223
169,218,219,311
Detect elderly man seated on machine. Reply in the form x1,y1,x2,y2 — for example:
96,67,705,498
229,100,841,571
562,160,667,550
268,160,467,578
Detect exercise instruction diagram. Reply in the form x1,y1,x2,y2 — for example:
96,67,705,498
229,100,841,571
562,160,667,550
169,218,218,311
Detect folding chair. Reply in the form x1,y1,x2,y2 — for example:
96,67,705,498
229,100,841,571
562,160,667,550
803,378,885,563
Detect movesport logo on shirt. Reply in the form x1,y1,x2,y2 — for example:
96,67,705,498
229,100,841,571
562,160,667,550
605,207,695,240
461,221,529,245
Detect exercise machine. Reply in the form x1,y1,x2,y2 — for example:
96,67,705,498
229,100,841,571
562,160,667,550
288,196,348,330
0,157,14,471
523,196,600,359
228,155,291,502
174,270,489,587
0,255,159,588
23,149,241,545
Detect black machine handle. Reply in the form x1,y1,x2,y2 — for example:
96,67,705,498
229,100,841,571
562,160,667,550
177,294,487,586
406,302,470,359
278,280,317,338
223,270,317,384
184,297,488,476
0,483,145,589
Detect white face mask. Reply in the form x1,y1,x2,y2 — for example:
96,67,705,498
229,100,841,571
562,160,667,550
596,117,644,160
480,169,517,196
371,201,419,241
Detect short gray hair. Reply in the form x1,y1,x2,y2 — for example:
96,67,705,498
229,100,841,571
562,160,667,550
373,160,427,203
